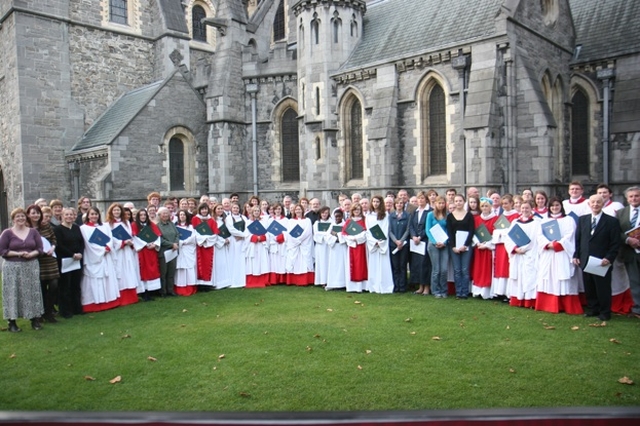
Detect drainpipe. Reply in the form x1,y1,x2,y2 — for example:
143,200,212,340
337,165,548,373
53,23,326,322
505,51,516,195
246,83,259,196
597,68,615,185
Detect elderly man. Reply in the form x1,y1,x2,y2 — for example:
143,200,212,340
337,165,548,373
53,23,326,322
222,198,232,217
398,189,416,214
618,186,640,319
156,207,179,297
283,195,293,219
573,195,621,321
351,193,362,204
360,198,371,215
305,198,321,225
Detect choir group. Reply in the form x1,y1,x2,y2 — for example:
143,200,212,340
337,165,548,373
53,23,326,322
1,181,639,332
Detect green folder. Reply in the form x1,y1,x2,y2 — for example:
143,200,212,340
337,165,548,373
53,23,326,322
475,223,492,243
345,220,365,236
317,222,331,232
494,215,511,230
194,221,214,236
217,223,231,239
332,225,343,233
137,225,158,243
233,220,245,232
369,224,386,240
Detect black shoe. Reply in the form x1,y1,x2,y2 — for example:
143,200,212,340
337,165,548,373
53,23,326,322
31,318,42,331
8,320,21,333
61,313,73,319
598,314,611,321
584,311,599,317
43,313,57,323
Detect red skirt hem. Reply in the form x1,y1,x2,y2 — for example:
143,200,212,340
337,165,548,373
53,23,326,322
509,297,536,308
534,292,584,314
447,282,456,295
174,285,198,296
268,273,286,285
285,272,315,286
118,288,138,306
612,289,633,315
83,298,121,313
246,274,269,288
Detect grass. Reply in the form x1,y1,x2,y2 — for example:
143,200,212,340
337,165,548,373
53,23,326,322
1,285,639,411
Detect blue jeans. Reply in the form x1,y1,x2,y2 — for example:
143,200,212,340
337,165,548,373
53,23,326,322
428,242,449,296
449,247,472,297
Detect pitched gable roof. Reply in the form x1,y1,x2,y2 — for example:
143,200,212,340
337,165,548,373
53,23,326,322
340,0,503,72
570,0,640,63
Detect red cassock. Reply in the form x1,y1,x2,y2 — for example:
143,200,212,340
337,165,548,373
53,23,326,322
343,218,368,282
472,214,498,287
494,211,519,278
191,216,219,282
131,221,161,281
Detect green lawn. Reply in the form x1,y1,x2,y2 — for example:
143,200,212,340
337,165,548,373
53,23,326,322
1,286,638,411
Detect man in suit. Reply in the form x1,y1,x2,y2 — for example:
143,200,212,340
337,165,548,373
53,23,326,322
283,195,293,219
398,189,417,215
617,186,640,319
573,194,621,321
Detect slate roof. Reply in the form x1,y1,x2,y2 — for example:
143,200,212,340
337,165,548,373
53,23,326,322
158,0,188,33
570,0,640,64
340,0,503,72
71,80,165,152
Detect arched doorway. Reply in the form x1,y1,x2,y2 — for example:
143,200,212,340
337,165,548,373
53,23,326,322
0,169,8,230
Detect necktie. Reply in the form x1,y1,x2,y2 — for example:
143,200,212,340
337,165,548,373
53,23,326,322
591,216,597,234
632,208,639,227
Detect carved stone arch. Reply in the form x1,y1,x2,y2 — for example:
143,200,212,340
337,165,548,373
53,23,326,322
162,126,197,196
415,71,451,182
187,0,217,49
270,97,300,184
338,88,367,185
411,68,453,102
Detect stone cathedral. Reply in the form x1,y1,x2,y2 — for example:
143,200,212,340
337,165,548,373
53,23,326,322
0,0,639,226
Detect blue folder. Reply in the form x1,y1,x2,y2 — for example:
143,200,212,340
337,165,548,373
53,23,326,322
177,226,192,241
508,224,531,247
267,220,287,236
89,227,110,247
111,224,132,241
289,224,304,238
541,220,561,241
247,220,267,236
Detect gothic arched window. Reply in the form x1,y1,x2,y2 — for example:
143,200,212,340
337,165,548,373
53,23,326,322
169,138,185,191
422,83,447,177
571,89,590,176
273,0,285,41
192,5,207,42
110,0,128,25
281,108,300,182
332,12,341,43
347,99,363,180
311,14,320,48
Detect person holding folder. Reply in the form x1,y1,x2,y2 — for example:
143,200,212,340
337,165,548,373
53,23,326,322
325,209,349,291
106,203,139,306
446,194,475,299
79,207,120,313
409,191,432,295
426,196,449,298
212,203,232,290
284,204,314,286
573,195,621,321
312,206,332,287
471,199,497,299
491,194,520,301
54,208,85,318
343,203,368,293
535,196,582,314
504,200,539,308
174,209,197,296
191,203,219,291
245,206,271,287
225,202,248,288
365,196,393,294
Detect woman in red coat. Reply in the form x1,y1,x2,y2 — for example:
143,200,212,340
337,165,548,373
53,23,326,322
190,203,219,292
342,203,368,293
471,199,498,299
131,208,161,301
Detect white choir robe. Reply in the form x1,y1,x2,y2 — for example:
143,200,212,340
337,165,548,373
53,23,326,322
326,223,349,290
285,218,314,275
175,224,197,288
225,214,248,288
213,217,232,289
313,219,332,285
110,221,140,293
80,223,120,307
267,216,289,283
536,216,577,296
365,215,394,294
504,219,540,305
245,217,271,280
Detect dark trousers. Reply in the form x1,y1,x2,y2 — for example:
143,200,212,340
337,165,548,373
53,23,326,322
40,278,58,316
58,270,83,316
390,245,409,292
583,270,612,318
159,255,177,296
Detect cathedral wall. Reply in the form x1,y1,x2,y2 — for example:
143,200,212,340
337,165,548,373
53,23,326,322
190,48,214,89
69,24,156,128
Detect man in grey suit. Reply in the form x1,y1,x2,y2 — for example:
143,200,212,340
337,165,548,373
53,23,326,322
573,195,621,321
617,186,640,319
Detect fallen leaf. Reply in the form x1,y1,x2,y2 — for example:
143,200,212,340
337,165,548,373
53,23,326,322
239,392,251,397
218,354,225,360
609,338,621,344
431,336,441,341
84,376,96,381
571,326,580,331
182,309,188,313
313,334,321,338
306,346,312,352
404,318,412,322
147,356,157,362
354,301,361,304
509,368,516,373
615,392,622,398
618,376,634,385
180,324,186,327
9,353,16,359
327,308,333,312
264,331,268,335
589,322,607,327
254,303,260,306
357,365,363,370
109,376,121,384
202,302,208,306
365,350,372,354
213,366,217,370
506,325,510,330
410,331,416,335
544,326,556,330
121,334,131,339
100,332,104,336
351,315,358,319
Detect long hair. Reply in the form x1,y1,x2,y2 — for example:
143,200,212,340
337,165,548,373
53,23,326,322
547,196,566,217
134,208,148,228
372,195,386,221
84,207,103,225
433,196,448,220
25,204,43,228
106,203,124,224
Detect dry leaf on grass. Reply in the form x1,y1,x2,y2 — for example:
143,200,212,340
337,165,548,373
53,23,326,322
239,392,251,397
264,331,268,335
357,365,363,370
618,376,634,385
306,346,312,352
571,326,580,331
180,324,186,328
509,368,516,373
365,350,372,354
431,336,441,341
147,356,157,362
326,308,333,312
410,331,416,335
182,309,188,313
121,334,131,339
404,318,412,322
84,376,96,381
609,338,621,344
354,301,361,304
9,353,16,359
218,354,225,360
109,376,121,384
589,322,607,327
313,334,321,338
213,366,217,370
544,326,556,330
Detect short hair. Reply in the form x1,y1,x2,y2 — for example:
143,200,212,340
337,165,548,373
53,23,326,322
197,202,210,214
157,207,170,216
163,200,174,207
568,181,583,189
547,196,566,217
10,208,27,220
41,206,52,215
77,196,91,208
147,191,161,201
446,188,457,194
230,192,239,199
624,186,640,196
596,183,612,193
49,199,63,208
